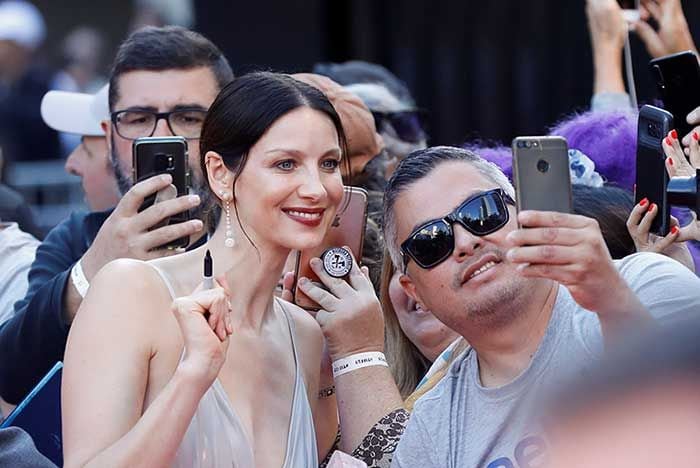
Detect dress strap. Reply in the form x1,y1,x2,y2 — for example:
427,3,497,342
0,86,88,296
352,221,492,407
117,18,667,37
147,263,177,299
275,298,301,368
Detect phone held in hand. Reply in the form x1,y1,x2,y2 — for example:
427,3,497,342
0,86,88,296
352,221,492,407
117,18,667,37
132,136,191,249
635,105,673,236
650,51,700,138
292,186,368,310
512,136,573,218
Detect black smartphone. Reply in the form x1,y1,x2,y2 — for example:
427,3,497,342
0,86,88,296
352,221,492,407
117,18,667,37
292,186,368,310
650,51,700,138
512,136,572,215
635,105,672,236
132,136,191,249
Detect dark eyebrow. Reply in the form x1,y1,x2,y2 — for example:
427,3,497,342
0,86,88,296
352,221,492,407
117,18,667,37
116,104,208,113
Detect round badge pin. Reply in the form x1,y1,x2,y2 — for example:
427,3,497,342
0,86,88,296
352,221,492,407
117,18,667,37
321,247,353,278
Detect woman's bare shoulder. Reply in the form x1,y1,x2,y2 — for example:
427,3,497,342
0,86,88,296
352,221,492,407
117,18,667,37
277,298,323,359
81,258,175,323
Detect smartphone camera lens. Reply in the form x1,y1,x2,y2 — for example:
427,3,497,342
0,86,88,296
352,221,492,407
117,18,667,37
647,123,661,139
525,141,532,148
536,159,550,173
155,153,175,171
533,141,539,147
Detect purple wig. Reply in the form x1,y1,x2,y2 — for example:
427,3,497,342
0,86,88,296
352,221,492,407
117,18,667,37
549,109,638,191
461,143,513,180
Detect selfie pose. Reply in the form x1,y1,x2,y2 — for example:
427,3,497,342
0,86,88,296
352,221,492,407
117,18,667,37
61,72,344,467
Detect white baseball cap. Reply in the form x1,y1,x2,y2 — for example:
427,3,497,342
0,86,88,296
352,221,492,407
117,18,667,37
41,85,109,137
0,1,46,50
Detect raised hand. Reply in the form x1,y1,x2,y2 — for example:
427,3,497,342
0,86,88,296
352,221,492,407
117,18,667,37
172,286,233,392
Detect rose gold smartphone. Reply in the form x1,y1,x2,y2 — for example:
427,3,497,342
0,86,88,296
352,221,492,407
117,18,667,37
292,186,368,310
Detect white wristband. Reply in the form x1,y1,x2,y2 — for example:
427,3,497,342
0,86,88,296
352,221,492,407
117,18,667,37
70,260,90,298
332,352,388,378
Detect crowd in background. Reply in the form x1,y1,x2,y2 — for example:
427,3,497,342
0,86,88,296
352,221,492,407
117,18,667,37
0,0,700,467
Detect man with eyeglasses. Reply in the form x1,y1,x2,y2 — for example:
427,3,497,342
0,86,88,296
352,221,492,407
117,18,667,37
381,146,700,467
0,26,233,405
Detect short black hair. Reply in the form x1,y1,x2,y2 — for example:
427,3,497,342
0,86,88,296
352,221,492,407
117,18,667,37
572,184,636,259
108,26,234,110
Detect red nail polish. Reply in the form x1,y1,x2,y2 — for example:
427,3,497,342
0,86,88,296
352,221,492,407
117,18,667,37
694,132,699,142
671,129,678,139
669,158,674,166
639,198,648,207
672,226,679,234
648,203,656,213
665,137,672,146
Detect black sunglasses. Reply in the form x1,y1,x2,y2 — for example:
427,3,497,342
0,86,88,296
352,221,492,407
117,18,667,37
400,189,514,270
371,110,427,144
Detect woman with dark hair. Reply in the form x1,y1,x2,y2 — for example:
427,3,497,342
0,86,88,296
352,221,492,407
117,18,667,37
61,72,346,467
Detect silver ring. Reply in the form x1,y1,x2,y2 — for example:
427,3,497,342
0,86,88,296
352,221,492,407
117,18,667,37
321,247,353,278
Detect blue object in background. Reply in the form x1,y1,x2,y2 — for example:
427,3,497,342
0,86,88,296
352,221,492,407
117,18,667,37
1,362,63,466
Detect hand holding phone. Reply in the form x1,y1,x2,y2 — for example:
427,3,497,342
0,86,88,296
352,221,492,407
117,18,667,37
132,136,192,249
635,105,672,236
293,187,368,310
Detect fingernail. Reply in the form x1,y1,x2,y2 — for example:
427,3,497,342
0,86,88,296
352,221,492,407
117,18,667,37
639,198,648,207
298,277,308,285
161,174,172,182
188,194,201,204
310,258,321,267
694,132,699,142
669,158,674,166
648,203,656,213
689,109,699,122
192,220,203,230
672,226,679,234
670,129,678,140
665,137,672,146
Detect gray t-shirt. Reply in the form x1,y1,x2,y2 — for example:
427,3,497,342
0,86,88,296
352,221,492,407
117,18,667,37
392,253,700,468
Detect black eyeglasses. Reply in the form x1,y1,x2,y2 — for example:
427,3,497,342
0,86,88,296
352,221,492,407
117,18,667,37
111,108,208,140
400,189,514,270
371,110,426,144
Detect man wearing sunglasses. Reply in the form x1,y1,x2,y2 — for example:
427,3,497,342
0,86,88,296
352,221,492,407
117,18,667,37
386,146,700,467
0,26,234,405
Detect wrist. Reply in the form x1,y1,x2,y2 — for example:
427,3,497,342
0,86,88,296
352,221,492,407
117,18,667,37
174,361,216,397
332,351,388,379
79,248,101,281
330,344,384,362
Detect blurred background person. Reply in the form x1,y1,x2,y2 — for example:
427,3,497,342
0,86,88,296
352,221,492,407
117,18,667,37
545,318,700,468
315,60,427,187
0,148,42,238
50,26,106,157
0,0,59,167
40,85,120,212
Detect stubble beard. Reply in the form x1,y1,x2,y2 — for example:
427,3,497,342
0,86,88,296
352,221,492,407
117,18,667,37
452,263,535,331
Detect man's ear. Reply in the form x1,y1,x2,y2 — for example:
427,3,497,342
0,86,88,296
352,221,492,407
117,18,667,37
399,272,423,306
101,119,110,138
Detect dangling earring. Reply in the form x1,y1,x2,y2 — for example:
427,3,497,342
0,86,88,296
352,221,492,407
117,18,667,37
220,190,235,248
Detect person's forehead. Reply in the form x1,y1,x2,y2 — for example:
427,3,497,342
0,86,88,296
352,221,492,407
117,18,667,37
393,161,498,237
113,67,219,111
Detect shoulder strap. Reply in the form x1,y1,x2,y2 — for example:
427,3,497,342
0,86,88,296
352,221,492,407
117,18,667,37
275,298,301,368
147,263,177,300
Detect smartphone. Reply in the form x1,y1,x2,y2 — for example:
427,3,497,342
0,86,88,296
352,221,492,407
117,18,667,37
617,0,640,22
132,136,191,249
650,51,700,138
292,186,368,310
635,105,672,236
512,136,573,216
